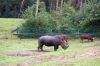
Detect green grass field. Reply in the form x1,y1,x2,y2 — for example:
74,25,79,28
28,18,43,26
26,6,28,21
0,18,24,39
0,39,100,66
0,18,100,66
0,18,24,30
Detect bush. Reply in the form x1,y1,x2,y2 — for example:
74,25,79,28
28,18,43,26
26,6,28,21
19,1,100,38
20,12,55,36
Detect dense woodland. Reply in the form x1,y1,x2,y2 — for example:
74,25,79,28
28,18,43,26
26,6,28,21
0,0,35,17
0,0,100,36
0,0,87,17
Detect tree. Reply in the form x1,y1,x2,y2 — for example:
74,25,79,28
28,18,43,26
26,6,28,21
56,0,59,16
35,0,40,16
0,0,35,18
60,0,63,14
0,0,3,17
20,0,25,14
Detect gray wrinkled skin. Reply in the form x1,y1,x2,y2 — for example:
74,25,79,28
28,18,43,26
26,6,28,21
38,35,69,51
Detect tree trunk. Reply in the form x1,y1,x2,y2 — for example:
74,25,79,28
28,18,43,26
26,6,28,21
60,0,63,15
80,0,83,9
20,0,25,13
0,2,2,16
69,0,72,6
49,0,52,13
35,0,39,16
0,1,4,17
13,5,17,17
56,0,59,16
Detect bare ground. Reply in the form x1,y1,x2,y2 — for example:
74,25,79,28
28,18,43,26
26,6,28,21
16,50,100,66
7,50,49,56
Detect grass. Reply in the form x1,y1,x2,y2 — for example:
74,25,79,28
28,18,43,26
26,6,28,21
0,39,100,66
31,57,100,66
0,18,100,66
0,18,24,39
0,18,24,30
72,57,100,66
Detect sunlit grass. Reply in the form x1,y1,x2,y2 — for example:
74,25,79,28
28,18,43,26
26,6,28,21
0,38,100,66
0,39,37,54
0,18,24,38
0,18,24,30
62,57,100,66
30,57,100,66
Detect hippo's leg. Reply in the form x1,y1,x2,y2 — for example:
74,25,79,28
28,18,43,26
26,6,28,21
40,44,44,51
54,45,59,51
38,44,44,51
91,39,93,42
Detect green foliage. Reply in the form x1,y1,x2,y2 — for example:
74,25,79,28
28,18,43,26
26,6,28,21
20,1,100,37
20,2,62,36
0,0,35,18
22,13,51,32
22,2,46,18
22,5,35,18
59,3,79,34
20,12,58,36
78,1,100,33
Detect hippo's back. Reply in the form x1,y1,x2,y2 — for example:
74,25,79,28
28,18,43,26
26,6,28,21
39,36,59,46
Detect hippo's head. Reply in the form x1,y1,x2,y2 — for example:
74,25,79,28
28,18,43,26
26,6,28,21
60,40,69,50
55,34,69,50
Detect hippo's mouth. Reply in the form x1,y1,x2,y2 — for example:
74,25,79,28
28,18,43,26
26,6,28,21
60,41,69,50
62,45,69,50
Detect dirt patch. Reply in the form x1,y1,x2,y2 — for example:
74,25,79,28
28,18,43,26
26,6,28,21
17,55,59,66
93,44,100,47
0,64,14,66
7,50,49,56
72,50,100,59
17,50,100,66
87,44,100,48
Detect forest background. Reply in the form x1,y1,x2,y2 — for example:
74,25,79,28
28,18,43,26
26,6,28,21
0,0,100,37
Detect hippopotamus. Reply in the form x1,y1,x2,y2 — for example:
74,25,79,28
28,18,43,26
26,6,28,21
38,35,69,51
80,34,94,42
